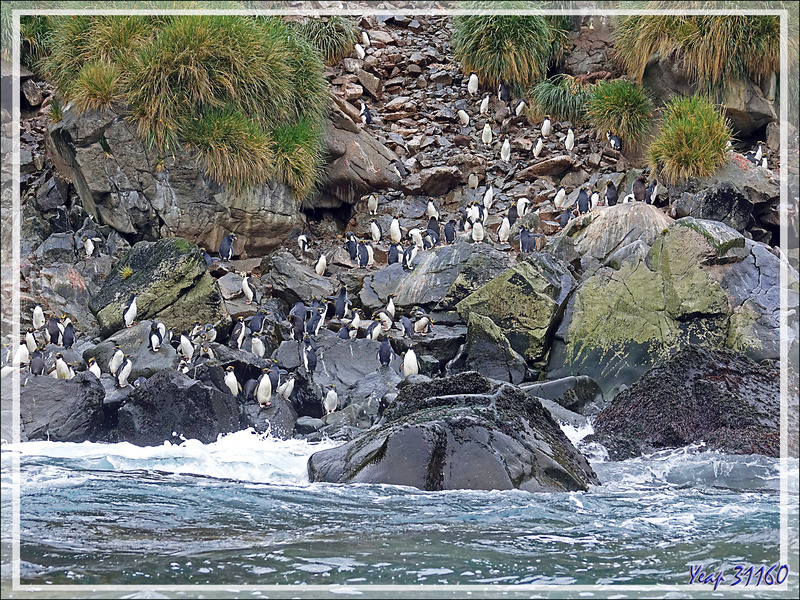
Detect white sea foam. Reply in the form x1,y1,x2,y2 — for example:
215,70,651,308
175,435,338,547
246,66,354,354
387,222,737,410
3,429,340,485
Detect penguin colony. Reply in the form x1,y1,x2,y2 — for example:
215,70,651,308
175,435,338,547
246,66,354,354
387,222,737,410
8,44,762,422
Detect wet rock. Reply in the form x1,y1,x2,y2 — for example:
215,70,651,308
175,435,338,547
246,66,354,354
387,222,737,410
447,313,526,384
594,346,780,459
520,376,603,414
32,232,76,264
240,395,297,439
19,371,107,442
260,250,337,306
308,372,599,492
673,182,753,232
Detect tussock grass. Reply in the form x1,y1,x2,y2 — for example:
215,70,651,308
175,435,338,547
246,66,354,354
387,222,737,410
648,95,732,185
614,15,780,97
296,16,357,66
270,118,325,199
586,79,653,148
528,74,593,123
20,15,53,71
42,14,328,198
452,10,567,94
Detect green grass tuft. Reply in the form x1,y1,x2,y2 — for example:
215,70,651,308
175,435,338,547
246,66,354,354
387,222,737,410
528,74,593,124
296,16,357,66
72,60,121,112
648,95,732,185
587,79,654,149
47,95,63,122
452,7,567,95
614,15,780,98
270,117,325,199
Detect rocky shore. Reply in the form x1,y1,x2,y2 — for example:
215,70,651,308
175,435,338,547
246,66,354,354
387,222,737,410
2,12,798,491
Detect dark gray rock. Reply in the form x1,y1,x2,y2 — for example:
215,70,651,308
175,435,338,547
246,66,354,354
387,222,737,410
308,372,599,492
240,395,297,439
295,415,325,434
520,376,603,414
447,313,526,384
673,182,753,232
260,250,337,307
32,233,76,264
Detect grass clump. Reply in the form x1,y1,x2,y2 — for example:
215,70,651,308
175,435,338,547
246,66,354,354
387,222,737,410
528,74,593,123
586,79,653,148
270,118,325,199
41,15,328,198
296,16,357,66
614,15,780,97
648,95,732,185
452,7,569,95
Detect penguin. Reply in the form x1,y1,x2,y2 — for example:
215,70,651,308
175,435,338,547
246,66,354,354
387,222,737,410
123,295,137,328
314,253,327,277
457,109,469,127
114,355,132,387
289,310,306,343
190,321,205,341
366,318,382,341
497,214,510,244
387,243,402,265
360,99,372,125
81,235,101,257
338,324,356,340
409,228,424,249
250,332,266,358
403,347,419,378
468,172,479,189
200,247,214,267
427,216,440,238
179,331,194,359
25,328,37,354
471,219,485,244
577,187,590,214
155,321,169,346
513,99,527,117
426,199,439,221
533,137,543,158
633,176,647,203
148,321,162,351
761,157,768,170
229,317,246,350
468,72,479,95
350,308,363,330
519,226,535,253
109,344,124,375
354,42,366,60
323,385,339,415
590,189,600,210
479,92,490,115
305,306,325,337
498,82,511,105
277,375,295,400
224,365,240,397
606,131,621,151
302,334,317,374
443,220,456,245
357,241,369,268
565,128,575,153
517,197,531,218
369,219,382,243
399,315,414,338
334,287,350,319
366,241,376,267
483,185,494,211
13,340,29,366
367,194,379,215
541,115,552,138
256,368,272,407
384,293,397,319
241,378,258,402
298,234,310,254
389,215,402,244
378,337,395,367
344,232,358,261
62,319,76,349
425,228,441,248
203,323,217,344
501,138,511,162
372,309,392,333
32,304,45,330
249,309,268,336
30,350,45,376
45,315,63,345
507,205,519,227
390,159,409,180
605,180,618,206
361,30,371,48
554,186,566,209
402,244,417,270
413,309,433,334
241,272,255,304
646,180,659,204
755,142,763,162
219,233,236,261
481,123,492,145
559,209,574,229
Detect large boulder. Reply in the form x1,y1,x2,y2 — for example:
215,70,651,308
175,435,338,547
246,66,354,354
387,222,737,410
88,237,227,337
260,250,338,307
547,217,798,395
308,372,599,492
593,345,780,459
47,105,301,254
456,253,575,362
19,371,107,442
520,376,603,414
672,182,753,232
108,370,240,445
447,313,526,384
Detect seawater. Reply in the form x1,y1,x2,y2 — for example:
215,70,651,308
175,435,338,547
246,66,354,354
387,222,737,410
1,425,797,598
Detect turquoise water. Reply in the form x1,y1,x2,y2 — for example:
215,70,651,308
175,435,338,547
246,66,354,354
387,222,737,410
1,429,797,598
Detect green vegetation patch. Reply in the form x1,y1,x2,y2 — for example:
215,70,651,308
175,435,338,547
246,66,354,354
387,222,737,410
528,74,593,124
296,16,357,66
586,79,653,149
